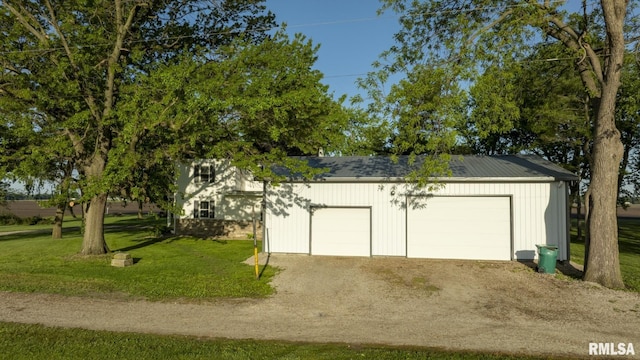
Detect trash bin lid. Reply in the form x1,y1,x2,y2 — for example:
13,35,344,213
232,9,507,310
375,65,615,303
536,244,558,250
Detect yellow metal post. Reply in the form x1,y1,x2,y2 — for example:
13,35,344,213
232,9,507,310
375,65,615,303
254,246,259,279
253,206,259,279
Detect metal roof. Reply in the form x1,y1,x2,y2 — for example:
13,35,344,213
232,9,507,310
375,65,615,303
274,155,578,182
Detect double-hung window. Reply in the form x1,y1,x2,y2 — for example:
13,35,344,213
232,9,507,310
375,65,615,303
194,165,214,183
193,200,215,219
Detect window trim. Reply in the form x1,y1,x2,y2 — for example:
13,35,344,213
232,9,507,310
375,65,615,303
193,200,215,219
194,165,215,183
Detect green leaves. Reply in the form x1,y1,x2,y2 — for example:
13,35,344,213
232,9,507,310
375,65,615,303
468,63,521,140
1,0,279,251
0,0,277,187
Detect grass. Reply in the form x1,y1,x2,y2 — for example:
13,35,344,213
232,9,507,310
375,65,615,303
570,217,640,291
0,213,150,232
0,322,570,360
0,215,275,300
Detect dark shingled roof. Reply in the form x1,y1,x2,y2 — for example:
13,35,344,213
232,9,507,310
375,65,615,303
275,155,578,182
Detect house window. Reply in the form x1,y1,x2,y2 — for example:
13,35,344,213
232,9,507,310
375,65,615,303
193,200,215,219
194,165,214,183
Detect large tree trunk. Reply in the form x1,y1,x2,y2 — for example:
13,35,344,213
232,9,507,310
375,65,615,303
81,192,110,255
80,156,110,255
584,94,625,287
51,203,65,239
582,0,627,289
584,132,624,288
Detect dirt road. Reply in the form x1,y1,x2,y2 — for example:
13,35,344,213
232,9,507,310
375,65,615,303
1,255,639,358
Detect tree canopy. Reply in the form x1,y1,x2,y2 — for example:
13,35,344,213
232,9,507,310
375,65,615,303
1,1,348,253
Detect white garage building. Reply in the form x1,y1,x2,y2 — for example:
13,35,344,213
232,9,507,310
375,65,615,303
264,155,577,261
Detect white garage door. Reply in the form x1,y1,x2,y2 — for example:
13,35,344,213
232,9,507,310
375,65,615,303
311,207,371,256
407,196,511,260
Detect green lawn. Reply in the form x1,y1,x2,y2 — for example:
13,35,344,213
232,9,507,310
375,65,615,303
0,322,569,360
570,218,640,291
0,216,274,300
0,213,155,232
0,217,80,232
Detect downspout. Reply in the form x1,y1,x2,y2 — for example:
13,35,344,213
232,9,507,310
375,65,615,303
173,192,177,235
262,178,267,253
170,191,177,235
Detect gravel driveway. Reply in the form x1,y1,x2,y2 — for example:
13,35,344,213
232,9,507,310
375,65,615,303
1,254,639,358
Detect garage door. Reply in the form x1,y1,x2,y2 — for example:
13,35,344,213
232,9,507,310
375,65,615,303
311,207,371,256
407,196,511,260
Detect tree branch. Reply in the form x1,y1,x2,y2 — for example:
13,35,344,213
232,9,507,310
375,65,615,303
541,20,601,96
103,0,145,118
64,128,85,159
43,0,78,70
465,9,513,49
547,16,604,84
3,2,49,44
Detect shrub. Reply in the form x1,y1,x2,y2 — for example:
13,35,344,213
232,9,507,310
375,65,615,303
25,216,53,226
152,224,172,237
0,213,22,225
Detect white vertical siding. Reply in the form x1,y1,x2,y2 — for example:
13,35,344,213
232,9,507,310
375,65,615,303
265,183,313,253
266,180,569,260
265,182,408,255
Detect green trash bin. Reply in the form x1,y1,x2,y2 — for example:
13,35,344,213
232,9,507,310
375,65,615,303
536,244,558,274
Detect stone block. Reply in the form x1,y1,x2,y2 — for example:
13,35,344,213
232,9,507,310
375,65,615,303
111,252,133,267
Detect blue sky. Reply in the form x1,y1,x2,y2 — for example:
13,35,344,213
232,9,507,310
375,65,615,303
265,0,400,103
264,1,602,104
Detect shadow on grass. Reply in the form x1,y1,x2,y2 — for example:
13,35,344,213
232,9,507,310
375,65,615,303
112,237,168,252
0,228,62,242
555,261,584,279
104,215,166,227
517,260,583,280
0,217,162,243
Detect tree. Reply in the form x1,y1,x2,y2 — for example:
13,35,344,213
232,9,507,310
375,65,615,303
357,60,467,185
335,107,393,156
0,110,75,238
377,0,637,288
113,29,349,176
465,45,640,241
0,0,276,254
